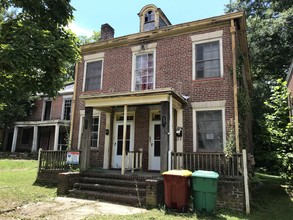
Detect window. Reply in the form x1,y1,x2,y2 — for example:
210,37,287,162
144,10,155,31
191,30,223,80
84,60,103,91
91,117,99,148
196,110,223,151
134,53,154,90
195,41,220,78
192,100,226,152
43,100,51,120
63,99,72,120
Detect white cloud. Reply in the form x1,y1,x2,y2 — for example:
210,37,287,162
68,22,93,37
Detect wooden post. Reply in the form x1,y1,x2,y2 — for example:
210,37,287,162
11,126,18,152
38,148,42,172
121,105,128,175
231,19,240,153
168,96,173,171
243,149,250,214
80,107,93,172
160,101,169,173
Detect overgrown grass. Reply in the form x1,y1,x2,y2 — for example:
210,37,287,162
0,159,56,211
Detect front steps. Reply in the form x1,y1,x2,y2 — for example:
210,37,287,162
69,172,155,207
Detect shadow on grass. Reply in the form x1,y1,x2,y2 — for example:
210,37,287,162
247,173,293,220
33,180,57,188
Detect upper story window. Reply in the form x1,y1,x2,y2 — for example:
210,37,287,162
63,98,72,120
144,10,155,31
85,60,103,91
131,43,157,91
83,52,104,92
135,53,154,90
191,30,223,80
43,100,52,120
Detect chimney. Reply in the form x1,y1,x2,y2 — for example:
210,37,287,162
100,23,114,40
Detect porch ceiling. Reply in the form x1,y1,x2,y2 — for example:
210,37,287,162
80,87,187,111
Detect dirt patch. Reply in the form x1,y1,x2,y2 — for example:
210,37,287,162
0,197,147,220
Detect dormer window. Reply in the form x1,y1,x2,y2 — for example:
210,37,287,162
139,4,171,33
144,10,155,31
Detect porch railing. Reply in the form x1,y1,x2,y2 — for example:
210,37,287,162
38,149,81,172
126,150,143,173
171,152,243,179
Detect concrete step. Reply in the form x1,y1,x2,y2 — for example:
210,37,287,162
69,189,146,207
74,182,146,196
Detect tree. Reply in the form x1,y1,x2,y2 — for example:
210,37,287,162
226,0,293,174
264,79,293,180
0,0,80,127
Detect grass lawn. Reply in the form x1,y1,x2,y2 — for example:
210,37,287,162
0,159,292,219
0,159,56,212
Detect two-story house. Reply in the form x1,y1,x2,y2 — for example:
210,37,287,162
2,82,74,153
71,4,252,174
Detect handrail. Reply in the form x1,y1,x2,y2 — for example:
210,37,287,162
171,152,243,179
38,149,81,171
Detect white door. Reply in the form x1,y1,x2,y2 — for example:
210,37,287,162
149,121,161,170
112,122,134,168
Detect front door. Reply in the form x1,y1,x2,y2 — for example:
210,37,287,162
112,122,134,168
149,120,161,170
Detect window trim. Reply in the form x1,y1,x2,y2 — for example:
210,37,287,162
61,95,73,120
191,30,224,80
78,110,101,150
82,52,104,92
131,45,156,91
192,101,226,152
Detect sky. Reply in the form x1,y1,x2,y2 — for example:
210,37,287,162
69,0,231,38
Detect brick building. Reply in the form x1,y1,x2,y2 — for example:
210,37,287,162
71,4,252,173
2,83,74,152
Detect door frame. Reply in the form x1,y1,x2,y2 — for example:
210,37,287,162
148,111,161,171
111,112,135,169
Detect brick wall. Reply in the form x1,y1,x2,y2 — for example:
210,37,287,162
72,25,235,168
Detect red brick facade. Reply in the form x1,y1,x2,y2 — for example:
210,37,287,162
71,10,251,171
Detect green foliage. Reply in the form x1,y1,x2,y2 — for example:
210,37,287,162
264,79,293,180
78,31,101,45
0,0,80,127
224,119,236,158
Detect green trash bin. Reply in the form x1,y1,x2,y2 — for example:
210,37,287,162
191,170,219,213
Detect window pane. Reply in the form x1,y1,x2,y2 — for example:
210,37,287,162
196,110,223,151
85,60,102,91
135,52,154,91
195,41,220,79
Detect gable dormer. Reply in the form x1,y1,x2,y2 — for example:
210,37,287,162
138,4,171,32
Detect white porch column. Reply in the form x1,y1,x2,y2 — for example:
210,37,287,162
168,96,174,170
103,112,111,169
176,109,183,153
53,124,60,150
11,126,19,152
121,105,128,175
31,125,38,152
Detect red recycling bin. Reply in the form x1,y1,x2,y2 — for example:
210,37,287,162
162,170,192,212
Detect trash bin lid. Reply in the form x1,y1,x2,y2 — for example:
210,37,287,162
192,170,219,179
162,169,192,177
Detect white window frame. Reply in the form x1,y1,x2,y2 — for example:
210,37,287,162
82,52,104,92
192,100,226,152
191,30,224,80
78,110,101,150
131,43,157,91
61,95,73,120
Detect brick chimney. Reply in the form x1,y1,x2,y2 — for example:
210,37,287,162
100,23,114,40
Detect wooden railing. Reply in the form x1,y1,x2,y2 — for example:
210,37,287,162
38,149,81,171
126,150,143,173
171,152,243,179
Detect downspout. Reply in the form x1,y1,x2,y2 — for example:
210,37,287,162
230,19,240,153
69,62,79,149
168,95,173,170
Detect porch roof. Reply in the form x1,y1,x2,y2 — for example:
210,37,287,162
80,87,188,111
14,120,70,127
